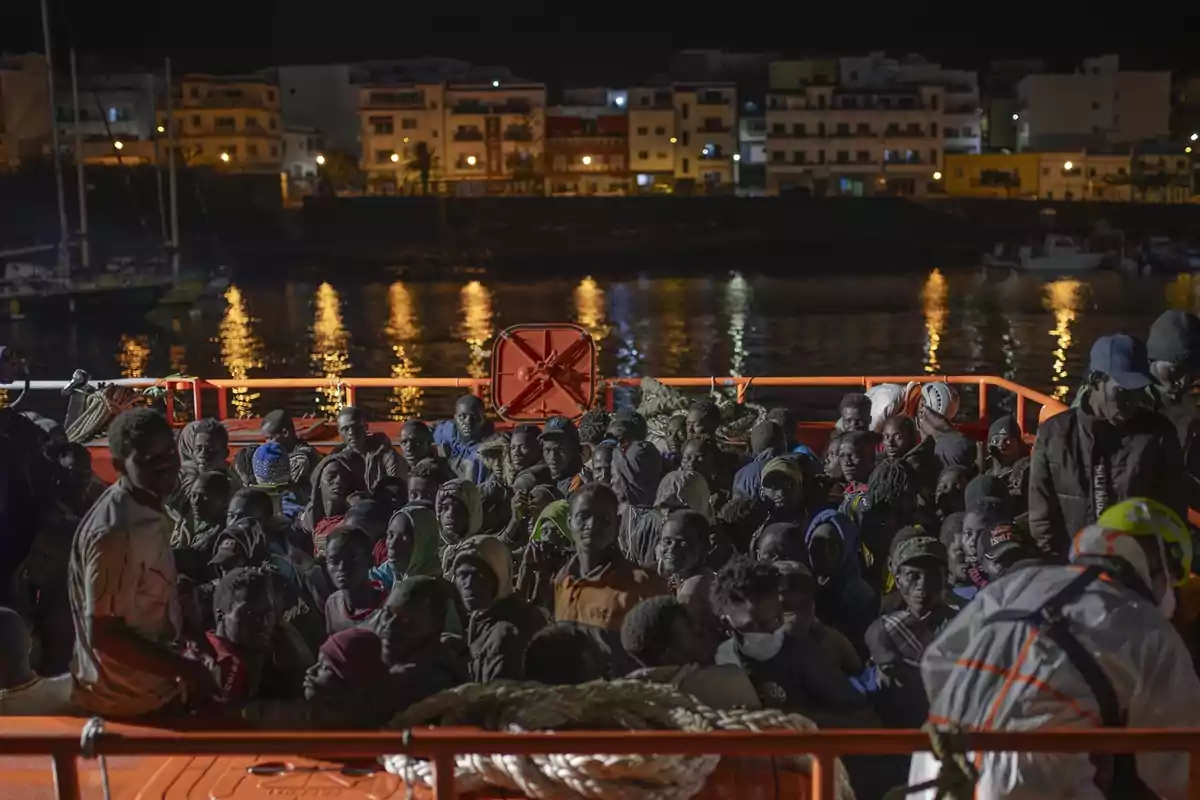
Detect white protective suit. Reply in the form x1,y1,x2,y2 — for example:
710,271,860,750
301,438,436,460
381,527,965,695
909,552,1200,800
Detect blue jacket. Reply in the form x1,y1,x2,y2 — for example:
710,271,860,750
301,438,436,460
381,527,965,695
433,419,495,484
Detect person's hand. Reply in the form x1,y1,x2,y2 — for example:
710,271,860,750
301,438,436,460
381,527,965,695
178,658,221,707
510,489,530,522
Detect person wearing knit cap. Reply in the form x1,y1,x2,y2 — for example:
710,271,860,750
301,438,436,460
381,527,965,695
302,627,389,700
733,420,788,499
984,414,1031,516
1147,310,1200,506
963,473,1009,513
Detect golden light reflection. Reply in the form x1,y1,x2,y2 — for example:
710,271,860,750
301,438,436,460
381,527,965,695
573,276,610,355
1166,274,1197,311
659,279,689,374
921,269,948,374
726,272,750,377
311,282,351,415
1043,278,1084,401
386,281,423,420
218,285,262,417
117,334,151,378
458,280,493,379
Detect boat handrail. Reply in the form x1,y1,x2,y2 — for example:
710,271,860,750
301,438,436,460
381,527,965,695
5,720,1200,800
0,374,1069,436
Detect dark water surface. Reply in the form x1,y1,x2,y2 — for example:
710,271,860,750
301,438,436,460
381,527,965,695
5,269,1199,420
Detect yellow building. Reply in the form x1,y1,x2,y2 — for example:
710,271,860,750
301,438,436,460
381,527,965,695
1036,152,1132,201
944,153,1041,198
159,72,282,171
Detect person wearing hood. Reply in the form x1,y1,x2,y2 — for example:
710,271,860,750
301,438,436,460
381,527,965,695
169,419,242,530
450,535,548,682
515,499,573,611
881,414,940,502
335,407,403,493
1030,334,1186,558
432,395,495,484
865,535,957,728
1147,310,1200,506
757,456,807,530
434,478,483,551
733,421,788,499
805,508,879,657
541,415,586,495
612,440,664,561
911,498,1200,800
933,465,971,523
306,451,367,549
984,414,1031,516
370,506,443,591
623,468,714,570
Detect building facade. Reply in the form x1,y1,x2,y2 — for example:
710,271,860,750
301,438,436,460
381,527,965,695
160,72,282,171
279,64,359,156
544,106,628,195
0,53,51,167
628,86,677,191
625,83,737,193
944,152,1040,198
1016,56,1170,150
55,69,160,166
1036,152,1132,201
766,78,944,196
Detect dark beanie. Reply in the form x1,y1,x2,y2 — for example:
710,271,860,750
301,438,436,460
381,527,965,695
965,473,1009,509
750,420,784,455
988,414,1021,438
1147,310,1200,367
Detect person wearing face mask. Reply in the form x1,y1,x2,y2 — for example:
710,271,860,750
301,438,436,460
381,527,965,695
984,415,1031,515
710,556,877,729
911,498,1200,800
1030,334,1186,559
1147,310,1200,507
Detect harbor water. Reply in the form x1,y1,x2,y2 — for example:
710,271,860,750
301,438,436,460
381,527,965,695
3,268,1198,421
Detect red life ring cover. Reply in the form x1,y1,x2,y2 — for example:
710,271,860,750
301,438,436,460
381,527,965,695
490,324,597,422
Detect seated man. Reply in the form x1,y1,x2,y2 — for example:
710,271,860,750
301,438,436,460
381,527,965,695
621,596,761,710
324,527,387,636
337,406,403,493
524,622,608,685
433,395,495,484
172,470,231,550
711,555,877,728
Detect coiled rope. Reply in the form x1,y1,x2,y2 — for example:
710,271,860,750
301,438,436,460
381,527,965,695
65,385,142,444
382,679,855,800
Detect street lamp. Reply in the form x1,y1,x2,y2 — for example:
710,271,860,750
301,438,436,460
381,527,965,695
1192,133,1198,141
1012,113,1019,121
315,154,326,165
581,155,592,165
492,80,500,88
466,155,477,166
933,171,942,180
1063,160,1073,171
156,125,165,133
113,140,124,150
669,137,678,144
402,137,410,143
390,152,400,162
732,153,741,162
220,152,230,163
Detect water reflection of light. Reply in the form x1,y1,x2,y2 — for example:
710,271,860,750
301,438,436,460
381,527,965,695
218,285,262,417
386,281,423,419
659,279,689,374
117,334,151,378
458,280,493,379
1044,278,1084,401
311,282,351,415
921,269,948,374
1166,274,1197,311
573,276,609,355
725,272,750,377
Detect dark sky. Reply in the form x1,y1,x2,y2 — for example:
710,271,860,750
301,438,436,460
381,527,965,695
3,2,1200,84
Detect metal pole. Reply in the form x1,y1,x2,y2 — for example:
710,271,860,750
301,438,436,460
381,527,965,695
39,0,70,278
148,72,167,243
165,57,180,279
69,47,88,268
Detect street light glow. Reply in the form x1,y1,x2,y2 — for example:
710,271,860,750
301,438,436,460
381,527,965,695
732,153,741,161
1188,147,1194,154
1063,161,1073,171
315,154,326,165
156,125,165,133
1192,133,1198,141
220,152,230,163
492,80,500,88
403,137,410,143
113,140,124,150
669,137,678,144
390,152,400,162
933,171,942,180
581,155,592,165
1012,113,1019,121
467,155,477,166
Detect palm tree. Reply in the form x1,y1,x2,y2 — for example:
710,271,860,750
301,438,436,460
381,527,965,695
406,142,439,195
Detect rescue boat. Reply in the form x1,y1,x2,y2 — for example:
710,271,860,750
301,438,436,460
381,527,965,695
5,323,1198,800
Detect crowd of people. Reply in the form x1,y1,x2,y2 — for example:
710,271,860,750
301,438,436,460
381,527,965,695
2,310,1200,799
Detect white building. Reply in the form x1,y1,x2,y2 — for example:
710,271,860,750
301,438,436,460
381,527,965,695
278,64,360,156
840,52,980,155
282,126,321,179
627,82,737,193
1016,55,1170,150
766,82,944,196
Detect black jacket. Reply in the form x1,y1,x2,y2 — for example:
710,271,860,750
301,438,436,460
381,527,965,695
1029,405,1186,557
465,593,548,682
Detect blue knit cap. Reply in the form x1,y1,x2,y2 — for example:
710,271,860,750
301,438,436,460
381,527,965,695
252,442,291,485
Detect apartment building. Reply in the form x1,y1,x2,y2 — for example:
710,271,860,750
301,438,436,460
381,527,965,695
627,86,676,190
359,82,445,193
53,69,161,166
0,53,51,167
443,79,544,193
626,82,737,193
544,104,629,196
160,72,282,171
1016,55,1170,150
1036,152,1132,201
766,77,944,196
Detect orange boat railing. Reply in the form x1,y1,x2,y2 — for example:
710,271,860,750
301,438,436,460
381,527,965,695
156,374,1068,436
5,721,1200,800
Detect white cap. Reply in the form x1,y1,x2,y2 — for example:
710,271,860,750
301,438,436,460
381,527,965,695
921,382,959,421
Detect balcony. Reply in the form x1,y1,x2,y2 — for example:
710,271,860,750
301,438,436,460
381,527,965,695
495,100,533,114
452,102,490,115
696,95,732,106
503,126,533,142
453,129,484,142
364,92,426,109
698,123,732,134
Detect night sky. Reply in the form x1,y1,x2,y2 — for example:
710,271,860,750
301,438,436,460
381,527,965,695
2,2,1199,84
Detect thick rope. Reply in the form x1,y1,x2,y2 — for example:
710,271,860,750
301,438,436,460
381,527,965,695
382,679,855,800
881,723,977,800
65,386,142,444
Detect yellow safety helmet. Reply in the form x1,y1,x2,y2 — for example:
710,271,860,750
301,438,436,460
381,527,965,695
1096,498,1193,586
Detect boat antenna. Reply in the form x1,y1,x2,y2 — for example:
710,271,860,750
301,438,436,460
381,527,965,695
39,0,71,279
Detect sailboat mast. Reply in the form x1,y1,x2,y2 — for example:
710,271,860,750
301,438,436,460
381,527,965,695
69,47,89,269
165,57,180,279
39,0,70,277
